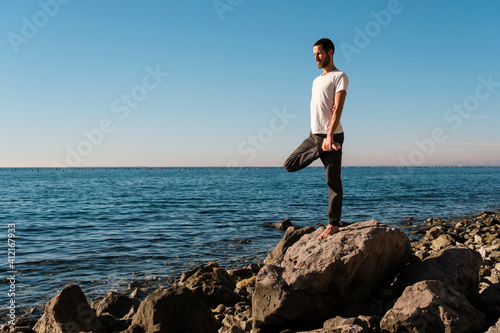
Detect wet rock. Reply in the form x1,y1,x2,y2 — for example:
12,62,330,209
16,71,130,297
176,262,243,307
33,284,105,333
263,226,315,265
380,280,485,333
95,291,137,319
396,245,482,300
253,220,411,328
267,218,294,230
129,285,218,333
128,281,142,289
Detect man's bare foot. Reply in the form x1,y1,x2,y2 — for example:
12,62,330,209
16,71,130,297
318,225,339,239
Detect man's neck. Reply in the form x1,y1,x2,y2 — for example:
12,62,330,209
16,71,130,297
322,62,337,75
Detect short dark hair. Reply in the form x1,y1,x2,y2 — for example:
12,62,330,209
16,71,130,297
314,38,335,55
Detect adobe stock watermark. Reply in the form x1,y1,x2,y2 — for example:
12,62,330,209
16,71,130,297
340,0,410,64
51,65,169,168
7,0,71,54
227,107,295,167
398,74,499,167
213,0,243,21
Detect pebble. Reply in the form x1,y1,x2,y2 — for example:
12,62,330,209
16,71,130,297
474,234,483,244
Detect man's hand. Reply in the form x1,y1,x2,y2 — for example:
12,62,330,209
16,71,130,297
322,137,341,152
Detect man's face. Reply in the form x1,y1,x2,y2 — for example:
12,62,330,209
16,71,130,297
313,45,331,69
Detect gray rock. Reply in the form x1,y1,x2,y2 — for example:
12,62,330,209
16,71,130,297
425,226,446,239
324,315,376,332
97,313,130,332
176,262,243,307
396,245,483,299
129,287,146,300
267,218,294,230
95,291,137,318
380,280,485,333
129,285,218,333
33,284,105,333
430,234,455,251
228,267,254,283
253,220,411,328
264,226,315,265
220,307,253,332
128,280,142,289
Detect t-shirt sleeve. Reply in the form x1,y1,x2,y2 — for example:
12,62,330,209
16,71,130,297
336,73,349,92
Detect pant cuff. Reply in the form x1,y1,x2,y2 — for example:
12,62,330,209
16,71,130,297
329,220,340,226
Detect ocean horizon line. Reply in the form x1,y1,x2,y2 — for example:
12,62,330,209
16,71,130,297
1,165,500,170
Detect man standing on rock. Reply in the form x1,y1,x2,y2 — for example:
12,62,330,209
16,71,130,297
284,38,349,239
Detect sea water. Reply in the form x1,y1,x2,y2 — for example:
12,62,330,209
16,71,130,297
1,167,499,319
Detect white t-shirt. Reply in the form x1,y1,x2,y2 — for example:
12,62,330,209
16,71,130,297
310,70,349,134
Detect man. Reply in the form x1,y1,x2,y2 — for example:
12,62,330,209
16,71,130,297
283,38,349,239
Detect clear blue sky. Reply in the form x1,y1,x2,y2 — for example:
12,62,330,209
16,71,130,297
1,0,499,167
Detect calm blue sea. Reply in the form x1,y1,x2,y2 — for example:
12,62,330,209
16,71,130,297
1,167,499,319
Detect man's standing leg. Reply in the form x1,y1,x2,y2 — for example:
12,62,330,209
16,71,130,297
318,132,344,238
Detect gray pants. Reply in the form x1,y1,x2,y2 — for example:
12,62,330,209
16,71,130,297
283,132,344,226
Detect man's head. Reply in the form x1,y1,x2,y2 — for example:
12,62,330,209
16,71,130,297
313,38,335,69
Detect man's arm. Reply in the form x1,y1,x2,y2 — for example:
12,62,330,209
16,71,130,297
322,90,347,151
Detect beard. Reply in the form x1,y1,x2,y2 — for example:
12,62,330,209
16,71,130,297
317,54,331,69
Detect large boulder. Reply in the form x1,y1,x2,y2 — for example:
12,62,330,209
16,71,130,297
176,262,243,307
380,280,485,333
33,284,105,333
264,226,315,264
396,245,482,299
129,285,218,333
253,220,411,327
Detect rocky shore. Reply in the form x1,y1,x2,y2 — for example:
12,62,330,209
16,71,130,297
2,211,500,333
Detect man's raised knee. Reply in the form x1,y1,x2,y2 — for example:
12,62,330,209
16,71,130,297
283,162,294,172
